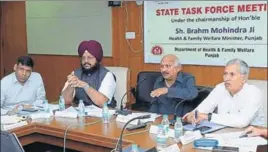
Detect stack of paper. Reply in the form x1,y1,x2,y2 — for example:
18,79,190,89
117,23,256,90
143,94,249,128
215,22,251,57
85,105,115,118
1,115,27,131
116,112,159,125
205,131,267,152
1,115,24,125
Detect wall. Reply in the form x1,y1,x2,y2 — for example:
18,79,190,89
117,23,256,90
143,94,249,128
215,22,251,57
1,2,267,103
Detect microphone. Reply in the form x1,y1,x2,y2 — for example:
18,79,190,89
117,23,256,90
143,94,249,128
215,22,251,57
115,114,151,152
116,77,148,116
170,86,209,126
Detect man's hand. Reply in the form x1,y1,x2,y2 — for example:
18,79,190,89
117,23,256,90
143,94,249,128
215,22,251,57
74,79,88,88
22,104,32,109
67,73,78,88
244,126,267,137
150,88,168,97
7,105,22,115
67,73,87,88
195,112,208,124
182,111,196,125
182,111,208,125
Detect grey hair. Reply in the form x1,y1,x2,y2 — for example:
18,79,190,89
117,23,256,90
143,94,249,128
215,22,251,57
174,56,181,66
226,58,250,80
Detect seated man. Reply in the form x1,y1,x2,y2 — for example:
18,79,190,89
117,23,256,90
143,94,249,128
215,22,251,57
62,40,116,107
149,54,198,116
183,58,265,128
1,56,46,115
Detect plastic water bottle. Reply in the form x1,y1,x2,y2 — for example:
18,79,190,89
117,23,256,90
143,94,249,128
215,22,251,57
58,96,65,111
102,102,109,123
78,100,85,117
131,144,139,152
174,116,183,142
161,114,170,133
43,100,49,113
156,125,168,151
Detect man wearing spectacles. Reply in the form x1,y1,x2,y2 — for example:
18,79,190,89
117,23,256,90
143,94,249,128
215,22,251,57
183,58,265,128
150,54,198,116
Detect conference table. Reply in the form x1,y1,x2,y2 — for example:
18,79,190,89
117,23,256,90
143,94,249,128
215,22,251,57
11,112,244,152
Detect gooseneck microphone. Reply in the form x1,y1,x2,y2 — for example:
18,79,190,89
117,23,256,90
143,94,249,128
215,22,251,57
170,87,209,126
115,114,151,152
116,77,148,115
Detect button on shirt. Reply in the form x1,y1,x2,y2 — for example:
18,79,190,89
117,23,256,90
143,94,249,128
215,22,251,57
196,82,265,128
1,72,46,115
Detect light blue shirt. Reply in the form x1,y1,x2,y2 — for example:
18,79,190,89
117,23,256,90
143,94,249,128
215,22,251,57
1,72,46,115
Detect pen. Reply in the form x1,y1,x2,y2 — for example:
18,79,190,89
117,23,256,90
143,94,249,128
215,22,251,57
195,110,198,120
193,110,198,128
239,134,248,138
239,131,251,138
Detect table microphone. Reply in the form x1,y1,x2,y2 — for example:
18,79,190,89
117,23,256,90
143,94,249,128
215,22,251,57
170,87,209,126
115,114,151,152
116,77,147,115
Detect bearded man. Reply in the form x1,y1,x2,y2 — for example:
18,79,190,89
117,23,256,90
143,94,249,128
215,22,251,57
62,40,116,108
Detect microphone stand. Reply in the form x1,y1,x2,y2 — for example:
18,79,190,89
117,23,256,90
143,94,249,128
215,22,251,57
115,114,151,152
116,77,147,116
170,87,209,126
170,99,188,126
116,90,133,115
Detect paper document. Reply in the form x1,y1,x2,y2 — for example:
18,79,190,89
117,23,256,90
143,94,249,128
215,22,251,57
205,131,245,139
183,120,226,134
84,105,115,117
217,137,267,152
116,112,159,125
218,137,267,147
1,115,24,125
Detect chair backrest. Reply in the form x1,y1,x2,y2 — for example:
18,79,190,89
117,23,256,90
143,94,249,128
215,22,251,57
135,71,162,105
1,131,24,152
106,66,130,109
247,79,267,123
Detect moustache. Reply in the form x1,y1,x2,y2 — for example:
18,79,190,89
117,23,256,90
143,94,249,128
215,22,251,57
83,63,91,66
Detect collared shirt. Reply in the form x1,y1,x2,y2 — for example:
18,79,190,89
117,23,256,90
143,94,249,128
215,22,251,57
1,72,46,115
196,82,265,128
150,72,198,115
62,71,116,103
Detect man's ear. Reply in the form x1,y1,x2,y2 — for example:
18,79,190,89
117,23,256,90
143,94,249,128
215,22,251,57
13,64,17,71
177,65,182,72
241,74,247,83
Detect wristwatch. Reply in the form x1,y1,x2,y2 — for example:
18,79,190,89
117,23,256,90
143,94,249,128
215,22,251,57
208,113,212,121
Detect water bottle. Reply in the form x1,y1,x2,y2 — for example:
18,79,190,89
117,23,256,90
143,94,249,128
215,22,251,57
102,102,109,123
174,116,183,142
156,125,168,151
131,144,139,152
161,114,170,133
78,100,85,117
43,100,49,113
58,96,65,111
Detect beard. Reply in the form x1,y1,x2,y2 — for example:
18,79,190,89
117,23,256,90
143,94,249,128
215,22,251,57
81,62,100,75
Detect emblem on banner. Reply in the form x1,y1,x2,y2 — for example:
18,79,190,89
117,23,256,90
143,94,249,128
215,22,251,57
151,45,163,55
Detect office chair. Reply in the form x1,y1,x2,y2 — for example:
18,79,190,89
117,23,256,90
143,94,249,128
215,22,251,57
1,130,25,152
132,71,162,112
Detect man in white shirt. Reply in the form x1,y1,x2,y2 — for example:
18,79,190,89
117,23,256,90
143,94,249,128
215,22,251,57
183,58,265,128
1,56,46,115
62,40,116,108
